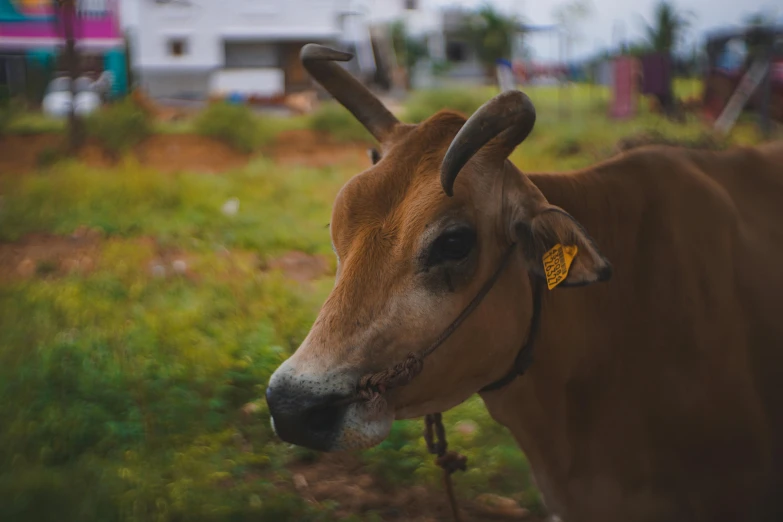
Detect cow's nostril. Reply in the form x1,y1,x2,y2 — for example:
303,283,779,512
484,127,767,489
305,394,346,432
266,385,349,451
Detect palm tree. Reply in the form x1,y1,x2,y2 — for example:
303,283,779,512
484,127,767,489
642,1,693,117
644,1,693,54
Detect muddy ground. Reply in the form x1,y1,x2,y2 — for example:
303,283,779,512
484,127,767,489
0,129,370,175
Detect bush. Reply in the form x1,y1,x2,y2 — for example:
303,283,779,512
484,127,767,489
309,102,373,143
36,144,66,168
403,88,488,123
195,101,260,153
0,109,10,136
85,99,152,157
0,86,12,135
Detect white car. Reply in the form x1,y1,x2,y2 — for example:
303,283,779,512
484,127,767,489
42,76,102,118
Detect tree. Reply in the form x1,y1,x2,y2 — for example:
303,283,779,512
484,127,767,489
643,1,693,54
639,1,694,117
462,3,520,77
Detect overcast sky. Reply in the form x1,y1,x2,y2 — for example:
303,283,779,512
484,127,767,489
433,0,782,62
119,0,782,63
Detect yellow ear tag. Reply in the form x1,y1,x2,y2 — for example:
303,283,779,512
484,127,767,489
542,244,578,290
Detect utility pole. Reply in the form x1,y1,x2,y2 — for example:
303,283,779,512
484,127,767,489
56,0,84,152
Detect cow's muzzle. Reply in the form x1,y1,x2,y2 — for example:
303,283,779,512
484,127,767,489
265,382,349,451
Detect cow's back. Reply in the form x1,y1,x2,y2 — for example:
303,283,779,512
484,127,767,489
637,141,783,520
633,141,783,520
700,141,783,519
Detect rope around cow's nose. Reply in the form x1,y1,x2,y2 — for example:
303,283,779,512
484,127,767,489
336,244,521,521
339,355,469,519
356,357,467,520
336,355,466,520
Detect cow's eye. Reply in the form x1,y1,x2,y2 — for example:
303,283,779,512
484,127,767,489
429,227,476,264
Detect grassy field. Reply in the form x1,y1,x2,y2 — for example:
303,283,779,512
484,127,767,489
0,82,776,521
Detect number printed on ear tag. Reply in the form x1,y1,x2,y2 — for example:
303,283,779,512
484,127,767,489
542,244,578,290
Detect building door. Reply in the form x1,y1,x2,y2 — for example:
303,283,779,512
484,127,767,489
282,42,312,93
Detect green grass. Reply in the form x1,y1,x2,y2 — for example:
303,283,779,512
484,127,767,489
0,83,774,521
308,102,374,143
4,111,66,135
194,102,315,152
397,81,767,174
0,249,339,521
195,102,265,153
402,86,495,123
0,157,348,257
85,99,153,157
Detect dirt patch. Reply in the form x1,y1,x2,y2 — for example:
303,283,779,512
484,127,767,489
0,134,62,175
0,231,333,285
0,129,371,175
134,134,249,174
287,453,538,521
262,251,332,282
78,141,115,169
0,229,103,282
269,129,371,168
0,134,249,175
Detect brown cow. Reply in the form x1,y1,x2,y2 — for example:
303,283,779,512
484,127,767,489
266,44,783,522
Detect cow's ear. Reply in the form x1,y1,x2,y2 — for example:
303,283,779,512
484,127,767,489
500,167,611,289
515,206,612,288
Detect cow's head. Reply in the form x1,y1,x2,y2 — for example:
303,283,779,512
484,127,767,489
265,45,611,451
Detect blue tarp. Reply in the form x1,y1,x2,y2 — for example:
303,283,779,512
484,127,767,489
103,48,128,98
0,0,53,22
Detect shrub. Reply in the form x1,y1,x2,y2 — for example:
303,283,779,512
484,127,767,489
85,99,152,157
403,88,487,123
36,144,66,168
0,86,12,135
0,109,11,136
195,101,260,153
309,102,373,143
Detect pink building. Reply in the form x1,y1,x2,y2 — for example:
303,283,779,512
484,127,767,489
0,0,126,99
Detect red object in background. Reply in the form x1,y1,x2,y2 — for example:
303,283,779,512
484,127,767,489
773,60,783,84
610,56,639,119
702,61,783,124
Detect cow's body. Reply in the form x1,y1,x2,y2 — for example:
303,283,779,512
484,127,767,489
265,44,783,522
482,141,783,522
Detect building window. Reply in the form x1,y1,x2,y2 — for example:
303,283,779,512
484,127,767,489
168,39,188,57
224,42,279,68
446,41,467,62
404,0,418,9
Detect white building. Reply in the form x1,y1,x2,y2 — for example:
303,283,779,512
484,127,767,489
130,0,442,100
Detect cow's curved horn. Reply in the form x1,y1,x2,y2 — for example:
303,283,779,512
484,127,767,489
300,44,399,143
440,90,536,197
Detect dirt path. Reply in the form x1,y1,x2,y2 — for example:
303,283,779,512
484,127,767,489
267,129,371,167
0,232,332,284
286,453,540,521
0,134,62,174
135,134,250,173
0,129,370,175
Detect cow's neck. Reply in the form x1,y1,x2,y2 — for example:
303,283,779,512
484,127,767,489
479,169,620,518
